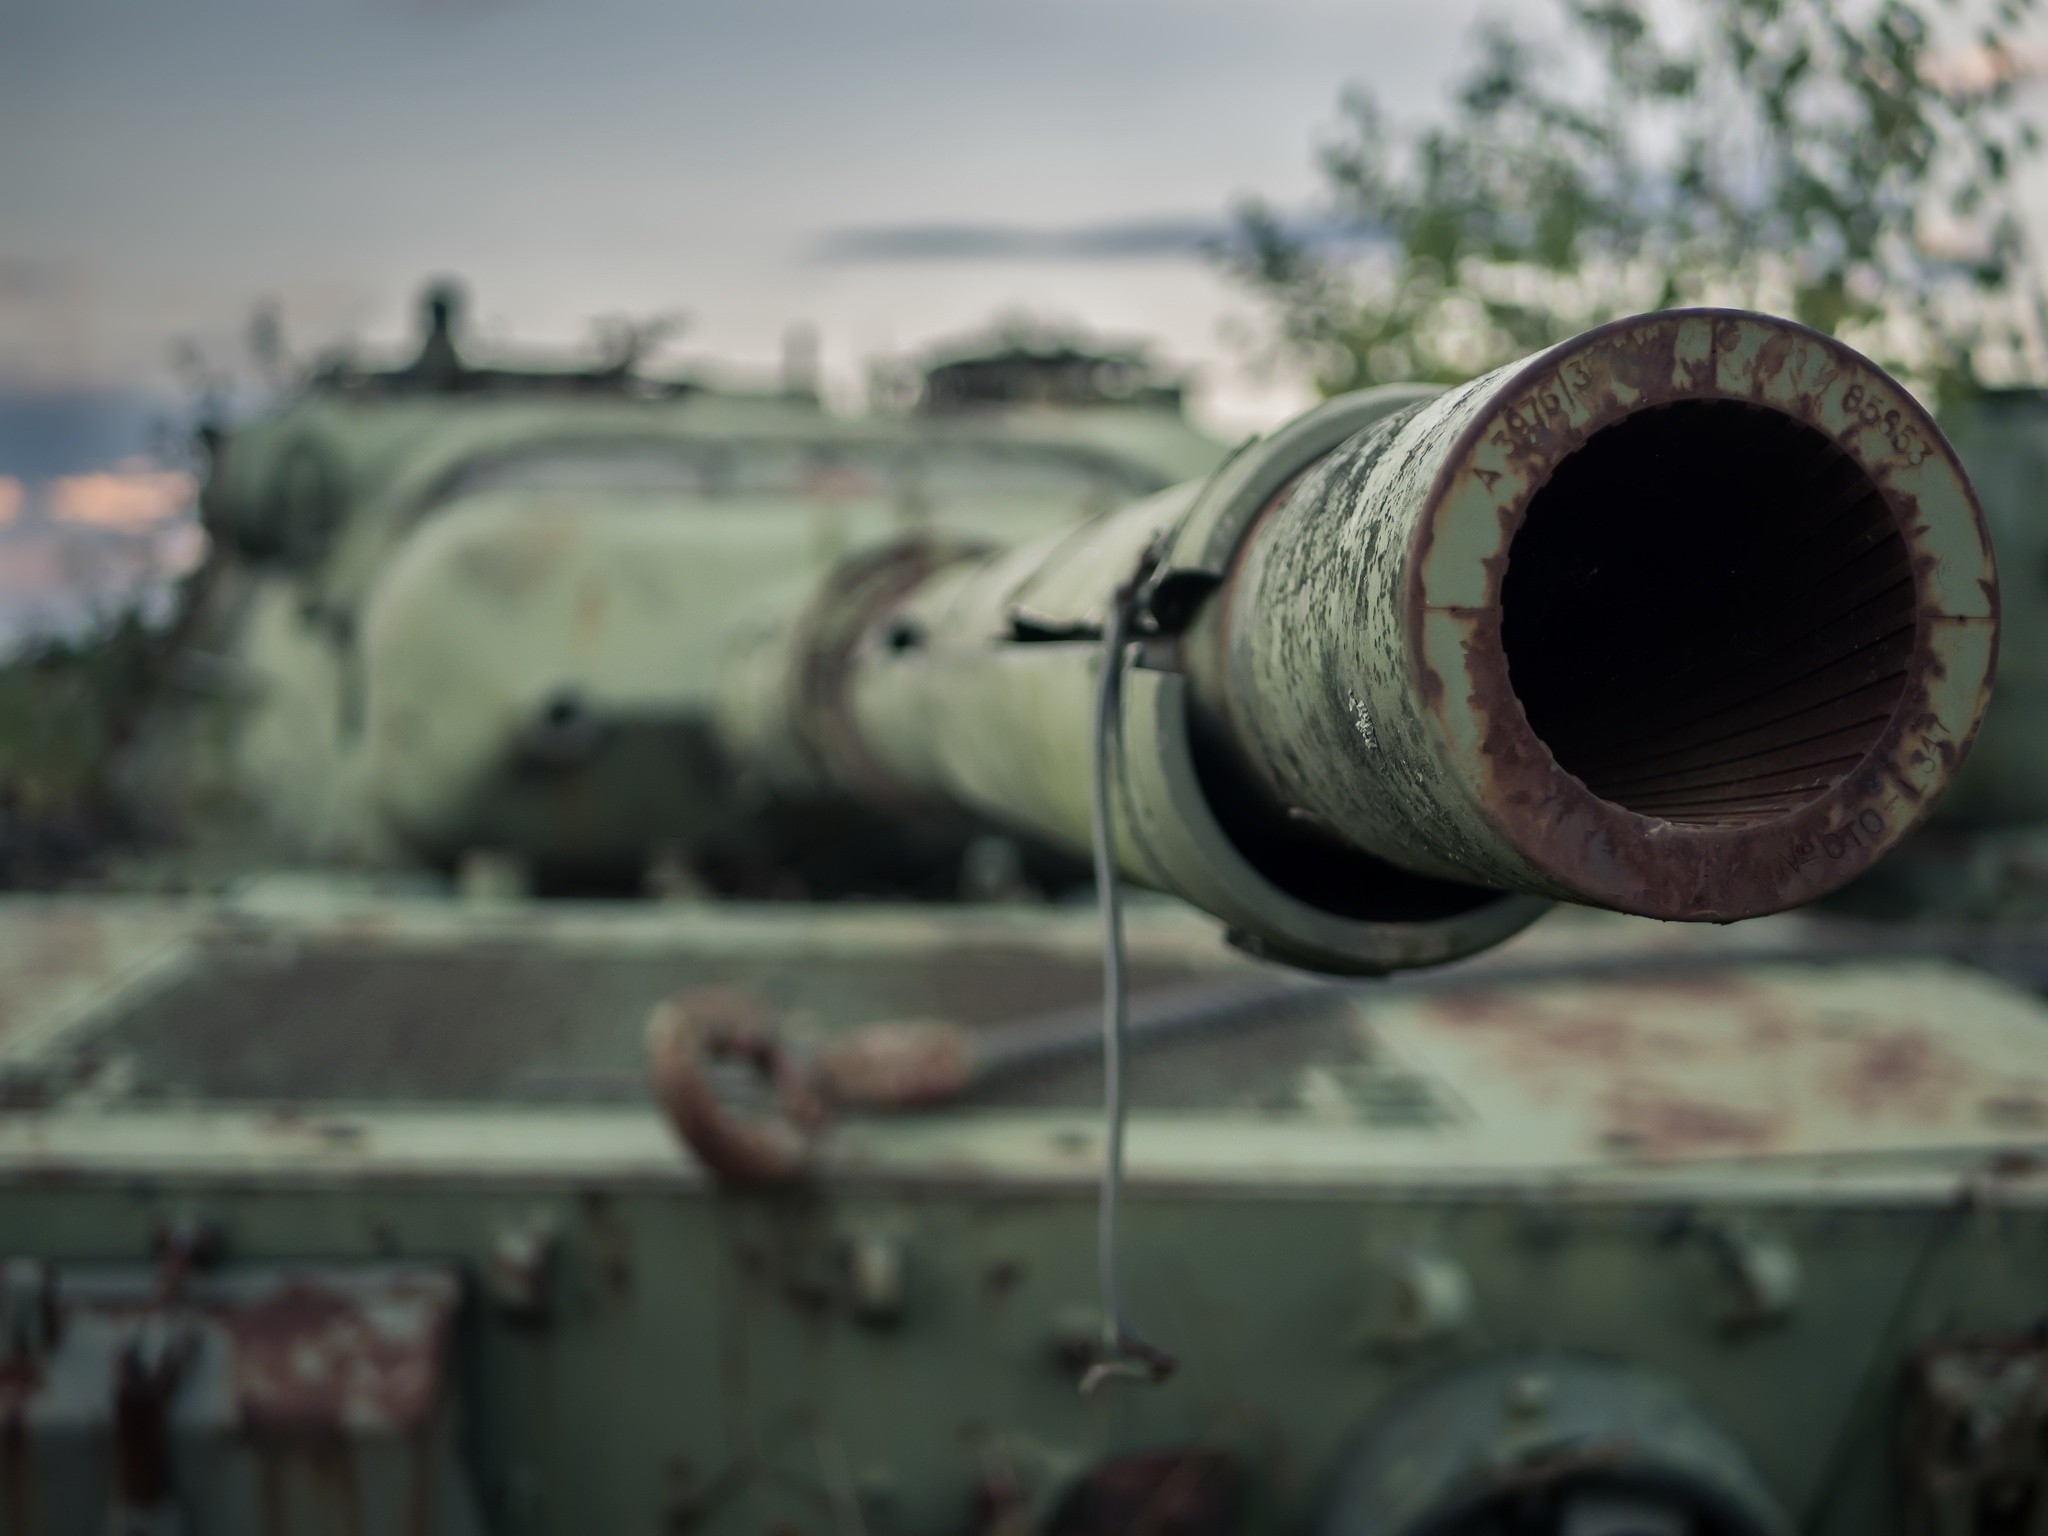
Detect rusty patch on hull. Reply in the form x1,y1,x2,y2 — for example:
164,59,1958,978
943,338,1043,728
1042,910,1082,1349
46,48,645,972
1042,1449,1243,1536
0,1262,463,1530
1385,962,2048,1164
228,1276,451,1434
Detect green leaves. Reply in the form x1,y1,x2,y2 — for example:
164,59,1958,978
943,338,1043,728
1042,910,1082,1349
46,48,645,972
1231,0,2043,402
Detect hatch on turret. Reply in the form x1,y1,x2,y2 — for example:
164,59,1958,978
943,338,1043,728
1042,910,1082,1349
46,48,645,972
878,321,1191,415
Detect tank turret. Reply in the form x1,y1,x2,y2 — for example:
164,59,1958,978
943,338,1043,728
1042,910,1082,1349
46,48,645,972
125,283,1227,889
717,309,1998,972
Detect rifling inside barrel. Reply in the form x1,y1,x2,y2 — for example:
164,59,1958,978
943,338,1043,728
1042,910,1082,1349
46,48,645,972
1502,399,1913,827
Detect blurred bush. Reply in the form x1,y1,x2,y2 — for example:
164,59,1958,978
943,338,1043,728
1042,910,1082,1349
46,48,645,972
1234,0,2045,404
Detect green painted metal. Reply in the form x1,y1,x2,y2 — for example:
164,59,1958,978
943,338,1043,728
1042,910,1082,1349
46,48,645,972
4,306,2044,1533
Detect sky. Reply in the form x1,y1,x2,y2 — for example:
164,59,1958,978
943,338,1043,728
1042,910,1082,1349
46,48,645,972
0,0,1520,438
14,0,2035,653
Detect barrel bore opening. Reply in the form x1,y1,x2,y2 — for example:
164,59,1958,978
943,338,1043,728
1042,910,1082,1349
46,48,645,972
1499,400,1915,827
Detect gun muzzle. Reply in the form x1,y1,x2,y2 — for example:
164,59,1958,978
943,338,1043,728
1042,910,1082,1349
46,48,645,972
720,311,1998,973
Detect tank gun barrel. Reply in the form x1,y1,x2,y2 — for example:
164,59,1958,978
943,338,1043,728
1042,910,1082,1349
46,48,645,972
717,311,1998,973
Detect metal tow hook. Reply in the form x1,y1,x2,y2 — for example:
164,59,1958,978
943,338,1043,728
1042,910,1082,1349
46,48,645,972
645,986,974,1188
645,977,1337,1188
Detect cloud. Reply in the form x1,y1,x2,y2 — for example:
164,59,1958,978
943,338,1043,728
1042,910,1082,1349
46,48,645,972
154,518,209,578
0,477,21,525
813,212,1384,264
1922,44,2047,96
43,460,195,530
0,388,170,480
817,216,1238,263
0,509,208,657
0,539,66,594
0,259,69,303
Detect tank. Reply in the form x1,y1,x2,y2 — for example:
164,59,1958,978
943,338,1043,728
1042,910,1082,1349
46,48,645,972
0,304,2041,1536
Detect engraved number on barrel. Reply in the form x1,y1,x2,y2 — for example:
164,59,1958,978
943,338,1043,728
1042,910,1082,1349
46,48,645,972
1881,718,1952,806
1787,808,1886,871
1499,361,1595,454
1841,382,1929,467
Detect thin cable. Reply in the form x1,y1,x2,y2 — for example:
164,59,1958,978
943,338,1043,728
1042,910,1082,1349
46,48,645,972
1080,571,1176,1395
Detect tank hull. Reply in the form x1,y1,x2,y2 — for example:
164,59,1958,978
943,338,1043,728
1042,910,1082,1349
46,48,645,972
2,895,2045,1534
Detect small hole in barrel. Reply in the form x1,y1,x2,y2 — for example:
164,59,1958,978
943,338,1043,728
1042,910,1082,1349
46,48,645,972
1500,400,1914,827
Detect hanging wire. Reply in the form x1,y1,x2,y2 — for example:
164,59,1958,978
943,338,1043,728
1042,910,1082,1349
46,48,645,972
1079,565,1177,1396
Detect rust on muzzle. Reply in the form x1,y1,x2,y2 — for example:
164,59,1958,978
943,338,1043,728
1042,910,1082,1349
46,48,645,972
1188,310,1999,922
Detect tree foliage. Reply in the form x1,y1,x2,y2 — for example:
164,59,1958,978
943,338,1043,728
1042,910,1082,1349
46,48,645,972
0,617,163,887
1234,0,2044,402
